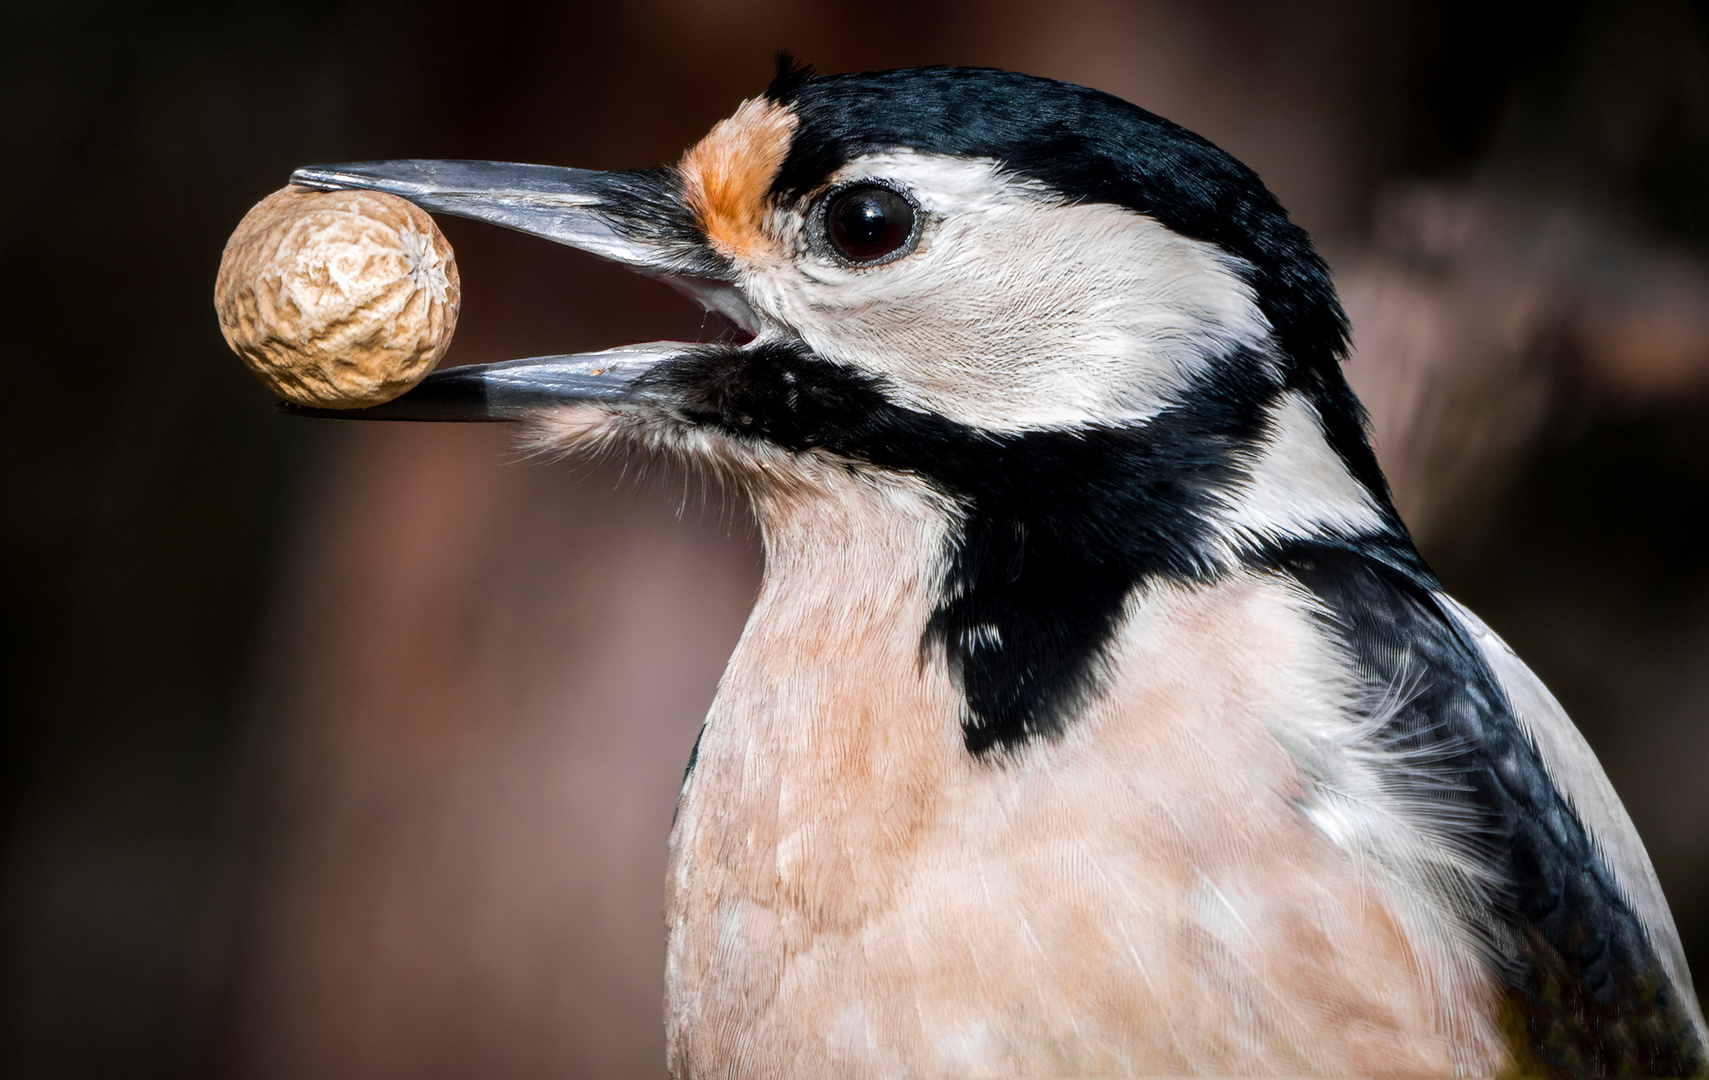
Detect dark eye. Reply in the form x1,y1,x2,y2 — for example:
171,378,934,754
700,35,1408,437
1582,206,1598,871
825,184,918,264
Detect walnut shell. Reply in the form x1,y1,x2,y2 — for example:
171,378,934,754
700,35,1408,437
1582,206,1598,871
215,185,460,408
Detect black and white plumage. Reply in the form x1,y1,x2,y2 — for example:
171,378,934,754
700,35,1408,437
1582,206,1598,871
289,61,1707,1077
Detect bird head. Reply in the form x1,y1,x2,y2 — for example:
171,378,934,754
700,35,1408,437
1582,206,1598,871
293,60,1408,753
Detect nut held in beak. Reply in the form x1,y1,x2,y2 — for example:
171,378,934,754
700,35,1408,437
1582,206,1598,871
214,186,460,408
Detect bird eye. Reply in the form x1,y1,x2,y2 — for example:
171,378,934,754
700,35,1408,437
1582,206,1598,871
823,184,918,264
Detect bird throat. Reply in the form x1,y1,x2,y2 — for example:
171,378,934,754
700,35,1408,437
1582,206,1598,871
651,337,1285,754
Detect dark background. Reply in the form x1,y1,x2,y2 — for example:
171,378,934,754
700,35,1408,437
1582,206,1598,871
5,1,1709,1076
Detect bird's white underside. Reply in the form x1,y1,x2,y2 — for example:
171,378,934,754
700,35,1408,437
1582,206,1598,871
660,467,1509,1077
529,378,1706,1078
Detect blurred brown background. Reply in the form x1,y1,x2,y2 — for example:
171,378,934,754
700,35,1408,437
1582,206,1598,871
5,1,1709,1077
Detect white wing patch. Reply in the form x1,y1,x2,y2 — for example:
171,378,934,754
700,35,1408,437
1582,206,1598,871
1257,580,1507,992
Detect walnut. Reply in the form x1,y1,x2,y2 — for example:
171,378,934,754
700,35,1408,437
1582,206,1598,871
214,185,460,408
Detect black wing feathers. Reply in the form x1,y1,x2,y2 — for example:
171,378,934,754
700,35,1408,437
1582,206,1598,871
1277,541,1707,1078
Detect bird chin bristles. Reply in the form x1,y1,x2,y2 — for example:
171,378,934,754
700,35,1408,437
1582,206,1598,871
518,400,860,518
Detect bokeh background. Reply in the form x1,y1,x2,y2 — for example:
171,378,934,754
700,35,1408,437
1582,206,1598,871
6,1,1709,1076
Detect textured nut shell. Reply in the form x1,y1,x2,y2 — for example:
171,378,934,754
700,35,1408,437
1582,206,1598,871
214,186,460,408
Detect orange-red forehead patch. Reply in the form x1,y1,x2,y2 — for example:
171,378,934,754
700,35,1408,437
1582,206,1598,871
679,97,797,260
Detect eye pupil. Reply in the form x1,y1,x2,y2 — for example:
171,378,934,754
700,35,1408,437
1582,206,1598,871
827,185,916,263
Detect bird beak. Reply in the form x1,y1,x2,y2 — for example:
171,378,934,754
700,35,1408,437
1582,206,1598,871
281,159,756,422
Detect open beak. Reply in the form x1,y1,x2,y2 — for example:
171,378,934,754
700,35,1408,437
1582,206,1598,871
282,159,754,422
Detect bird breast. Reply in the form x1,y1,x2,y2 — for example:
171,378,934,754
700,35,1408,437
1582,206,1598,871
662,472,1508,1079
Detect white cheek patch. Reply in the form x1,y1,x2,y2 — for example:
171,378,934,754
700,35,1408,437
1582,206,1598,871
739,152,1277,431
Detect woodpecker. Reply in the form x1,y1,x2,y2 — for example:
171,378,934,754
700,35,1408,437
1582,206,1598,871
288,61,1707,1078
